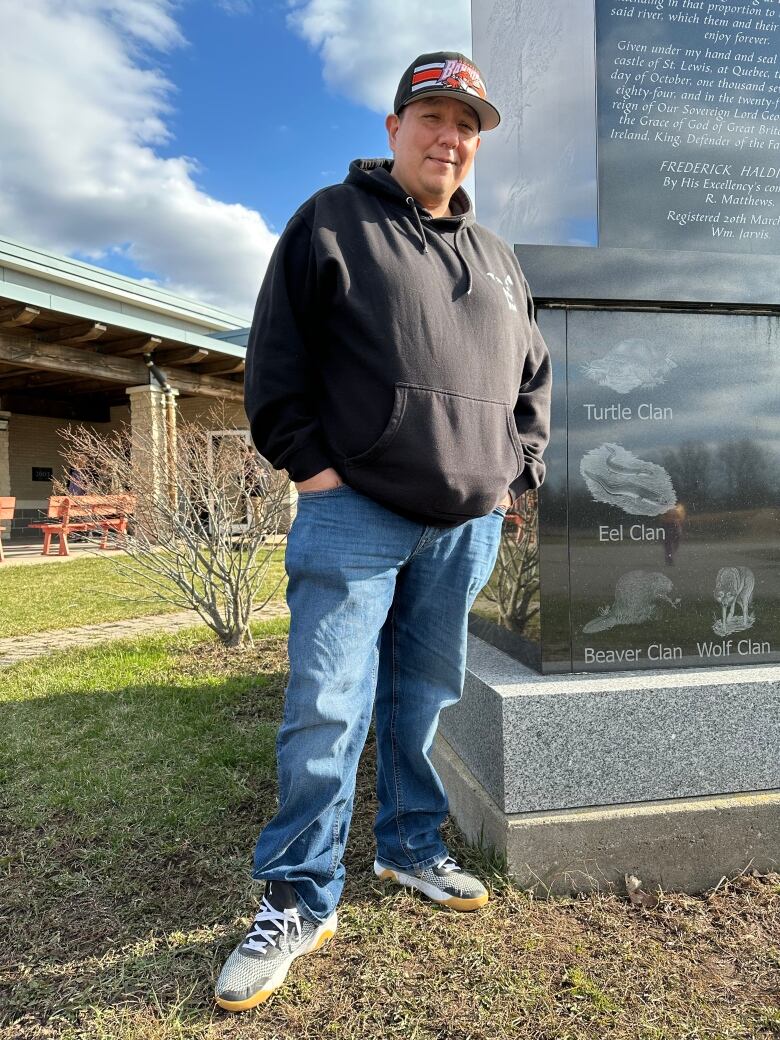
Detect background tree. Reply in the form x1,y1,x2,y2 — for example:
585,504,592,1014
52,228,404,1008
482,489,540,636
719,439,776,510
661,441,714,513
58,412,291,647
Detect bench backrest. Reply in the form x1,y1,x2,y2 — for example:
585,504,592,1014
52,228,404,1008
46,495,136,521
0,496,15,522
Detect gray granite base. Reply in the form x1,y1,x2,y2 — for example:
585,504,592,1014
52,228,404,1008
435,633,780,894
433,734,780,894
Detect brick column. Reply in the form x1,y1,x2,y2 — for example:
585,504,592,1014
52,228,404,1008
126,385,178,533
0,411,10,498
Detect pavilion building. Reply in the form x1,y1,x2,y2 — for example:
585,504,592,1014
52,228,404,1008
0,237,254,538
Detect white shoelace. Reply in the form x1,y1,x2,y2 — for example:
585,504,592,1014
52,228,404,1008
435,856,462,873
243,897,302,953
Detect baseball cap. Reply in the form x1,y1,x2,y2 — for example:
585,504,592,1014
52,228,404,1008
393,51,501,131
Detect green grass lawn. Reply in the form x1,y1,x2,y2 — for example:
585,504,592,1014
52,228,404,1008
1,622,778,1040
0,551,287,639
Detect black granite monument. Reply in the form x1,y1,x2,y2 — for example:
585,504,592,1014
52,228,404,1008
434,0,780,894
474,0,780,675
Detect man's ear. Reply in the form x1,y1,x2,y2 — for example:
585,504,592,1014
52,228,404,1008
385,112,400,152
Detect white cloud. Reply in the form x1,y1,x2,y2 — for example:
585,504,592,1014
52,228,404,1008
217,0,253,14
287,0,598,247
287,0,472,114
0,0,276,319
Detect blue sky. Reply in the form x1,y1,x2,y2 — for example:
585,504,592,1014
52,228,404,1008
0,0,471,317
0,0,595,319
162,2,388,234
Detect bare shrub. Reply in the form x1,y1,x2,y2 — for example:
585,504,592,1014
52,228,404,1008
483,489,540,635
58,410,290,647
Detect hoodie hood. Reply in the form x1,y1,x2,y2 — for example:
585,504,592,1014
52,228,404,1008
346,158,476,291
345,158,475,225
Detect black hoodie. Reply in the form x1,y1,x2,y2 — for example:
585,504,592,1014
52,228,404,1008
244,159,551,528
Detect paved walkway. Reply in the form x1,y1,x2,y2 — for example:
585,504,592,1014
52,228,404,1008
1,540,119,566
0,601,290,668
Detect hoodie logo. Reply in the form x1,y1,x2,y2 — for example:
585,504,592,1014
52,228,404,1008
486,272,517,312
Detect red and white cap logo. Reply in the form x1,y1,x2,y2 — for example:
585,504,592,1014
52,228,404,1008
410,59,488,101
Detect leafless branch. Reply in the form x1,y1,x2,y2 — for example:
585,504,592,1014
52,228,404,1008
57,408,290,647
482,489,540,635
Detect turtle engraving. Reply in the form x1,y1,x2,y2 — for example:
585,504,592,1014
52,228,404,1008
583,339,677,394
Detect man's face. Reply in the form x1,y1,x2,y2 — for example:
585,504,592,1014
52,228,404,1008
385,95,481,214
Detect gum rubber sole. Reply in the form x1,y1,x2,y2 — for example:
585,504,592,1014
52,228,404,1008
375,864,489,912
214,920,337,1012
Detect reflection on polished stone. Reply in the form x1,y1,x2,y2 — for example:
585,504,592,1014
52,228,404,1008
471,0,597,247
516,243,780,306
563,308,779,674
468,488,542,673
470,304,780,675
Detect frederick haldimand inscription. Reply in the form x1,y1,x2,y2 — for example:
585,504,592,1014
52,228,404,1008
597,0,780,252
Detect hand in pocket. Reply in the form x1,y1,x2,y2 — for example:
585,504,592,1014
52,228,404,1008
294,467,344,493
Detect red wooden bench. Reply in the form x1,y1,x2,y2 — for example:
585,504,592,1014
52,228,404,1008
28,494,135,557
0,496,15,563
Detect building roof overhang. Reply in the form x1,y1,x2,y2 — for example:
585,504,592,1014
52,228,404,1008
0,237,252,411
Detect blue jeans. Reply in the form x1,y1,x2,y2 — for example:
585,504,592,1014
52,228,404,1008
252,484,505,922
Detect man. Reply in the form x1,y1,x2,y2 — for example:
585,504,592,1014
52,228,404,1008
215,51,551,1012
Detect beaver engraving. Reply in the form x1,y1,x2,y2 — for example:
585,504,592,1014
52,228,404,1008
583,570,680,633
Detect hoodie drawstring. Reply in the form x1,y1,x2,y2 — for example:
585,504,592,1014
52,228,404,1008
405,195,473,296
454,223,473,296
406,196,428,254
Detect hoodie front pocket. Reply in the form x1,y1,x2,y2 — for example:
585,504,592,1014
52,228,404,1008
344,383,522,521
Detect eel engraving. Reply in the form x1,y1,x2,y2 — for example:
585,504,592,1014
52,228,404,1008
580,443,677,516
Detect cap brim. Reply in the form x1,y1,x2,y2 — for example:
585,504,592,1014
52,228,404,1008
402,87,501,131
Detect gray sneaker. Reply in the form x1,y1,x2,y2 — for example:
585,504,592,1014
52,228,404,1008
374,854,489,911
215,881,337,1012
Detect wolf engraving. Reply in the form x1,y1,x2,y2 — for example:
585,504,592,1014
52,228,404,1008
713,566,755,636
